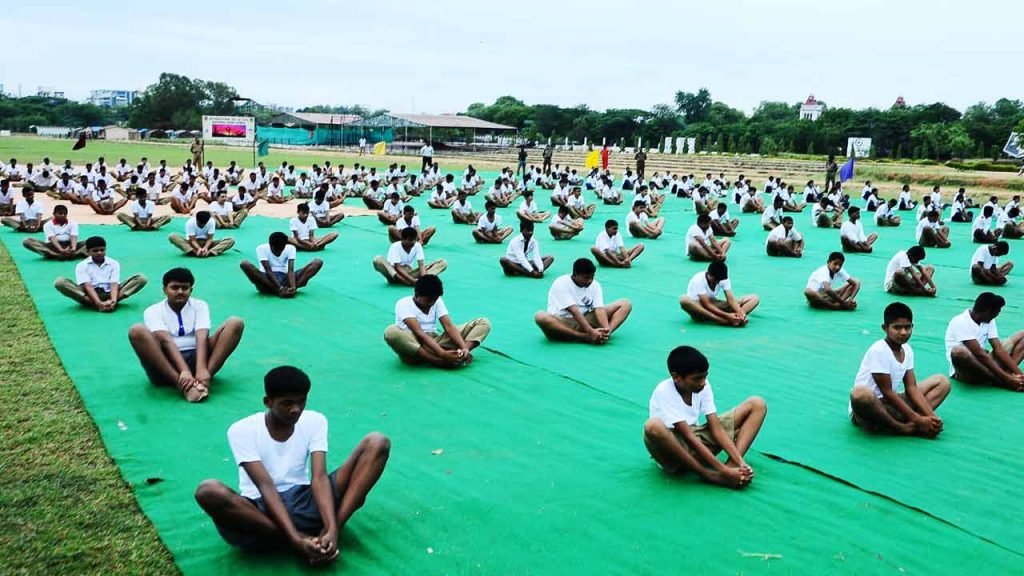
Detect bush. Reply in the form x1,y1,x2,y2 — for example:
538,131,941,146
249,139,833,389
946,160,1019,172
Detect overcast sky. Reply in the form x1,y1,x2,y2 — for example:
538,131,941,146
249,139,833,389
5,0,1022,114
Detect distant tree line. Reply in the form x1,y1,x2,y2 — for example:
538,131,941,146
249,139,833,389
464,89,1024,161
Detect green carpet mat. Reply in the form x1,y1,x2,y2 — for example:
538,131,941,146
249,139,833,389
4,183,1024,574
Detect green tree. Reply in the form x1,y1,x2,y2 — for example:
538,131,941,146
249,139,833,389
674,88,712,123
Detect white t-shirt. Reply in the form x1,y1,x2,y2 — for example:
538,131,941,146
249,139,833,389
767,224,801,245
74,257,120,291
915,218,937,241
227,410,328,500
477,213,503,232
972,214,992,233
806,265,851,291
944,309,998,374
761,206,782,226
256,243,296,273
394,295,448,333
386,241,424,267
625,210,648,235
143,298,211,351
453,198,472,214
130,200,154,218
210,201,233,218
518,199,538,214
854,339,913,398
840,220,867,242
546,274,604,318
686,271,730,301
185,217,216,240
43,219,78,242
309,199,331,218
649,378,716,428
971,245,998,272
290,216,318,240
684,224,711,252
595,230,624,252
884,251,913,289
506,234,543,269
15,199,45,220
395,215,420,231
997,210,1018,229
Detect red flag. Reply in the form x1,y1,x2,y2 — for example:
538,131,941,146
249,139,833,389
72,133,87,151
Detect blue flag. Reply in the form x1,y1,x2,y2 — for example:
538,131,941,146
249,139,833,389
839,157,855,182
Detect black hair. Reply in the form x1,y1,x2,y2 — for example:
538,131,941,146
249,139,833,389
414,274,444,298
400,227,418,241
828,251,845,263
264,366,311,398
707,260,728,279
974,291,1006,313
85,236,106,250
53,204,68,215
696,213,711,225
782,216,794,225
297,203,309,213
993,240,1010,254
572,258,596,275
520,219,535,232
906,245,926,262
195,211,211,227
667,346,710,377
604,219,618,229
162,267,195,286
269,231,288,249
883,302,913,325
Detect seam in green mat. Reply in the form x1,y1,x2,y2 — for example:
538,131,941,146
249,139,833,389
761,452,1024,558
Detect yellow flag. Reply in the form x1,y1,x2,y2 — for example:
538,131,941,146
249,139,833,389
373,141,386,155
584,150,600,169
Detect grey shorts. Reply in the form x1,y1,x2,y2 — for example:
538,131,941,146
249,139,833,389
144,349,196,386
217,471,340,551
272,271,288,284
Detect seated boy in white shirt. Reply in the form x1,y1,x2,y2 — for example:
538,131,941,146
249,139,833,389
289,203,338,251
945,292,1024,390
309,189,345,229
195,366,390,564
428,183,455,210
473,201,513,244
169,211,236,258
625,200,664,239
849,302,949,435
533,257,632,344
54,236,148,311
591,219,645,268
685,213,730,261
708,202,737,237
210,190,248,229
874,198,901,227
388,205,436,246
450,191,477,224
127,267,243,401
500,220,554,278
0,179,14,216
812,196,842,229
679,261,759,327
761,196,785,231
265,176,288,204
804,251,860,310
884,246,937,297
2,189,46,233
22,204,87,260
971,241,1013,286
117,189,172,231
170,182,199,214
241,232,324,298
383,274,491,367
997,206,1024,239
372,227,447,286
916,210,951,249
376,192,404,226
549,205,584,240
972,206,1002,244
566,187,595,219
839,207,877,253
85,179,126,216
642,345,766,487
515,190,551,223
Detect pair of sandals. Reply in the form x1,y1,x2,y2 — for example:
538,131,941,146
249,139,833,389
178,379,209,402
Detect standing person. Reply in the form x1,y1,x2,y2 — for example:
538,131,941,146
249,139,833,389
824,154,839,193
634,147,648,180
600,144,610,171
420,141,434,173
358,137,367,156
516,145,528,178
194,366,390,565
190,136,204,168
542,143,553,172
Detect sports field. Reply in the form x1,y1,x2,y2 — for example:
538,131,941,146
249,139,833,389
3,138,1024,575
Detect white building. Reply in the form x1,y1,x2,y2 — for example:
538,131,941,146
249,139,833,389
799,94,823,121
88,89,138,108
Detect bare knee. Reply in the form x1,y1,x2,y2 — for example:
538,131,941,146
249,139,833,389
223,316,245,333
128,323,150,343
643,417,667,440
533,311,549,326
364,432,392,459
194,479,232,510
850,386,875,407
745,395,767,416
